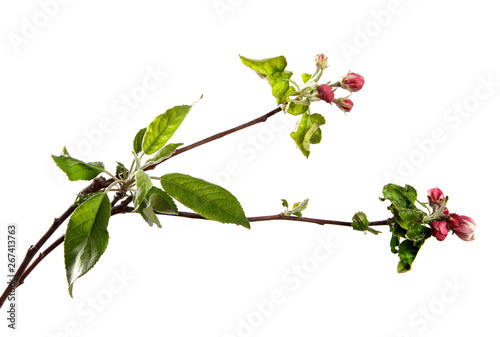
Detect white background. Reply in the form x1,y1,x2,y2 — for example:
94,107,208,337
1,1,499,336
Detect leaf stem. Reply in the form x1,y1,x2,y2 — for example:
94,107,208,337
102,169,119,181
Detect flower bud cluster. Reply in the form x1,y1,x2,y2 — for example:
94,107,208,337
427,188,476,242
313,54,364,113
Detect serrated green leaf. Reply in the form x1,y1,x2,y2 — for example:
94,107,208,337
286,101,309,116
133,128,147,154
239,55,293,104
352,211,370,232
138,199,161,228
64,193,110,296
144,143,183,167
382,184,418,207
397,239,423,273
160,173,250,228
147,186,178,214
290,113,326,158
142,101,198,155
134,170,152,210
51,147,105,181
302,73,312,83
406,223,431,241
381,184,425,229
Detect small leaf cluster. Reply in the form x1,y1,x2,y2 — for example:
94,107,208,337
380,184,432,273
351,211,382,235
282,199,308,217
52,96,250,296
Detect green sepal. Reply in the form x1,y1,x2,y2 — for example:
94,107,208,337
239,55,293,104
51,147,105,181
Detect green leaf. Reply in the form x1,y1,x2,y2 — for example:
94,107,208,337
74,192,100,207
51,147,105,181
381,184,418,207
144,143,183,167
115,162,128,179
142,99,200,155
133,128,147,154
239,55,293,104
406,223,431,241
290,113,326,158
302,73,312,83
134,170,153,210
281,199,289,208
381,184,425,229
285,101,310,116
390,222,407,238
397,239,424,273
147,186,178,214
352,211,370,232
138,199,161,228
160,173,250,228
64,193,111,296
390,234,400,254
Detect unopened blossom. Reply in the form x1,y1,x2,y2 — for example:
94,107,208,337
431,220,449,241
315,54,328,70
317,84,334,103
427,187,445,213
334,97,353,113
447,214,476,241
340,72,365,92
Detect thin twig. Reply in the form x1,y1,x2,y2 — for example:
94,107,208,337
0,177,113,308
144,106,283,171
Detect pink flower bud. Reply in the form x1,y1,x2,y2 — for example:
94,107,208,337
334,97,353,113
427,187,445,213
340,72,365,92
447,214,476,241
315,54,328,70
317,84,334,103
431,220,449,241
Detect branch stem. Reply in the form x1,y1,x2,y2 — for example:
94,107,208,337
143,106,283,171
